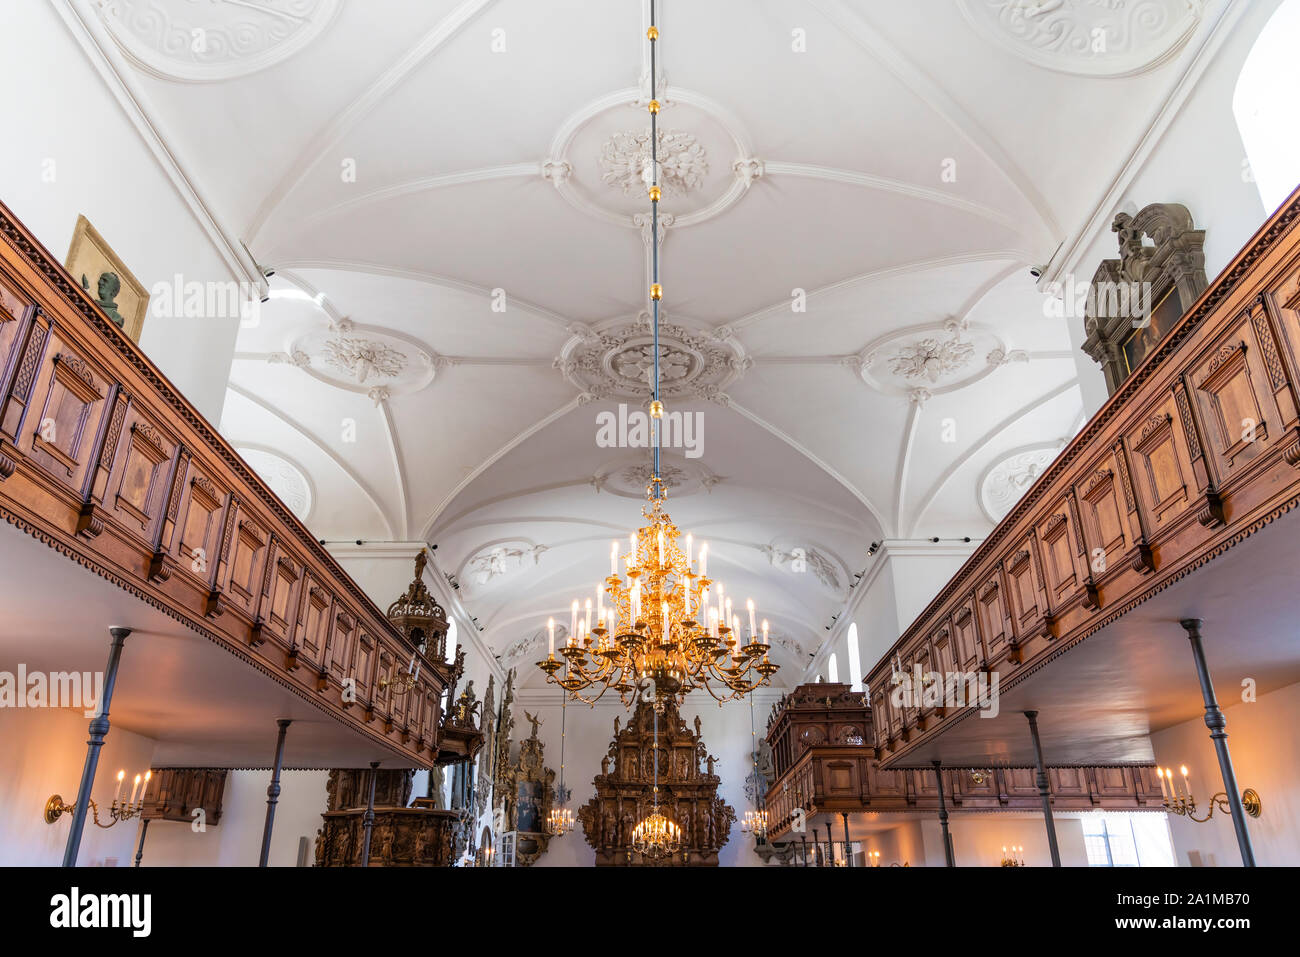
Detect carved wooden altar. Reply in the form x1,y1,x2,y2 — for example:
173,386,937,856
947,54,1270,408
578,700,735,866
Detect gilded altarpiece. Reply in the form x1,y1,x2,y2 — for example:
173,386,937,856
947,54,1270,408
578,700,735,866
498,711,556,866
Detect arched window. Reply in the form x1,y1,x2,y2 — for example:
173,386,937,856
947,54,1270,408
846,623,862,692
445,617,458,664
1235,0,1300,212
827,652,839,684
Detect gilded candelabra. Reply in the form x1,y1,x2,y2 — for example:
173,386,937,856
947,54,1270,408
1000,844,1025,867
741,808,769,838
377,640,428,697
1157,765,1261,822
537,488,778,706
46,769,151,828
630,789,682,861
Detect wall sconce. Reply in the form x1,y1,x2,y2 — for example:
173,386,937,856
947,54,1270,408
379,642,428,697
1156,765,1262,822
867,849,881,867
1000,844,1025,867
46,769,151,828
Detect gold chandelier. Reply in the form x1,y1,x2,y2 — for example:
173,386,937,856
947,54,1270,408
741,808,768,837
547,805,575,835
535,4,777,707
631,799,681,859
538,492,778,705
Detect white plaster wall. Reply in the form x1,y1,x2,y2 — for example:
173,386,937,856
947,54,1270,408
940,813,1090,868
0,702,329,866
0,1,243,422
141,770,328,867
887,546,978,634
1061,0,1282,415
1151,678,1300,866
809,542,978,686
0,707,156,866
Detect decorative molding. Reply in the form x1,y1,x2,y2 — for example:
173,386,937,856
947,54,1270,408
95,0,343,82
600,128,708,196
588,455,724,500
852,320,1007,398
957,0,1203,78
757,543,846,594
980,447,1058,523
555,312,749,404
236,447,313,523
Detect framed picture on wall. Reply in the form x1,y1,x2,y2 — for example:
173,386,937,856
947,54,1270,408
65,214,149,343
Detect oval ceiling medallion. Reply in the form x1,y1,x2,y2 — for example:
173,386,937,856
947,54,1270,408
557,313,749,405
979,446,1059,523
98,0,342,82
281,323,436,399
958,0,1202,77
855,321,1005,399
238,447,313,521
545,91,759,228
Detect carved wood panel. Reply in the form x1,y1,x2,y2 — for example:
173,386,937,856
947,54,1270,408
107,413,175,538
1003,540,1042,633
1127,406,1190,526
173,468,227,589
975,572,1010,661
1189,325,1273,477
1036,508,1080,604
0,311,50,443
27,349,106,490
1076,460,1128,574
295,574,331,669
225,514,269,615
951,601,981,671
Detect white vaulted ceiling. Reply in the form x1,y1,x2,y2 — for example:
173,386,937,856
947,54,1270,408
74,0,1243,683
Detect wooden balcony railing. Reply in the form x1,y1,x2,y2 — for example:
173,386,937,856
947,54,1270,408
762,684,1162,841
865,188,1300,767
765,749,1163,842
0,200,445,765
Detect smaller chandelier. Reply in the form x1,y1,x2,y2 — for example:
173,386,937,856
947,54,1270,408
631,794,681,860
547,806,575,835
741,808,768,838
